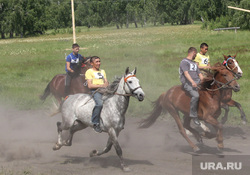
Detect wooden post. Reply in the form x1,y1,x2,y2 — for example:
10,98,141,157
228,6,250,13
71,0,76,44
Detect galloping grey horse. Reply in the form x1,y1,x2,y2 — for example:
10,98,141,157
53,67,145,171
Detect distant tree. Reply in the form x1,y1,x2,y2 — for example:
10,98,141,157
46,0,71,30
232,0,250,29
144,0,159,26
0,0,9,38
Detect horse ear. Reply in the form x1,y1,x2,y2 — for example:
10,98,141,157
223,54,228,60
233,53,237,58
125,67,129,75
132,67,137,75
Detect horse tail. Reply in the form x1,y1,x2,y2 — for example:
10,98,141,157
138,93,166,128
39,82,51,101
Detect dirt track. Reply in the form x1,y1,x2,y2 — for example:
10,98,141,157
0,105,249,175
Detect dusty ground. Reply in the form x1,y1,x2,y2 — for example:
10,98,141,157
0,105,249,175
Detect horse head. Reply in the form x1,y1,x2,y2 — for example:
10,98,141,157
123,67,145,101
211,65,240,92
82,56,92,69
223,54,243,78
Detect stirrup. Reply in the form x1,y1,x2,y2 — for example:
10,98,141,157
193,117,201,126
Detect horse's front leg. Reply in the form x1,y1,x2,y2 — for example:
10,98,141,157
109,128,130,172
53,122,64,150
204,116,224,151
227,100,247,124
221,103,229,124
183,115,203,143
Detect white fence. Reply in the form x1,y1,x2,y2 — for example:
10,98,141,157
214,27,240,33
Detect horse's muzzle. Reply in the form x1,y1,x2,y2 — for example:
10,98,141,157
233,84,240,92
236,72,242,79
137,93,145,101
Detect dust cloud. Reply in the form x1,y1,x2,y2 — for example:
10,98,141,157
0,104,249,175
0,105,54,162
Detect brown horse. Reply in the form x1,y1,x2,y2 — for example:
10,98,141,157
40,56,92,106
139,64,240,152
220,54,246,124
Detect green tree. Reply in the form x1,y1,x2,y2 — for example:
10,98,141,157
232,0,250,29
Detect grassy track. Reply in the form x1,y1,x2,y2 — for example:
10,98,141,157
0,24,249,123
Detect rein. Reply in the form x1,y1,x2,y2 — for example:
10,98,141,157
206,76,238,91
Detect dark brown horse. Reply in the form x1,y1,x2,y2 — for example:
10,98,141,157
139,64,240,152
220,54,246,124
40,56,92,106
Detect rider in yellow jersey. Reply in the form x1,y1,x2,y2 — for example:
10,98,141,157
85,56,109,133
194,43,211,77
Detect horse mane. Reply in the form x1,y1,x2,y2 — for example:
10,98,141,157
97,76,122,96
199,62,226,90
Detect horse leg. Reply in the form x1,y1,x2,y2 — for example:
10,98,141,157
221,103,229,124
95,128,129,172
204,116,224,151
53,121,64,150
183,115,203,143
89,137,113,157
168,108,199,152
226,100,247,124
64,120,87,146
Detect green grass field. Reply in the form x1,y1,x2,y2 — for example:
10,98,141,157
0,24,249,123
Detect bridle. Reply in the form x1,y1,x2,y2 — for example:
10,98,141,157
224,57,237,71
224,57,242,79
115,74,142,96
206,74,238,91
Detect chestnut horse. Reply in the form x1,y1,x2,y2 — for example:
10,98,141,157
139,64,240,152
40,56,92,106
220,55,246,124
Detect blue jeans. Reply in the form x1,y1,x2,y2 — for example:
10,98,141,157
183,82,199,118
91,90,103,124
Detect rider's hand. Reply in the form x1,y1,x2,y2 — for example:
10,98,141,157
192,82,197,88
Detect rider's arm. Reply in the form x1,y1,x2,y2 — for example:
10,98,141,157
103,78,109,88
199,73,204,81
198,64,211,70
184,71,197,88
66,62,74,73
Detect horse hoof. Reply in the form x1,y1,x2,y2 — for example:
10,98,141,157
89,150,98,157
217,146,224,152
216,147,224,157
193,146,200,153
63,140,72,146
242,120,247,125
217,143,224,149
122,166,131,172
53,143,62,151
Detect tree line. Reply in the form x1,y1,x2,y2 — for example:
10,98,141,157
0,0,249,39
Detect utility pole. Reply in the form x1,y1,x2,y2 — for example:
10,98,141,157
71,0,76,43
228,6,250,13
